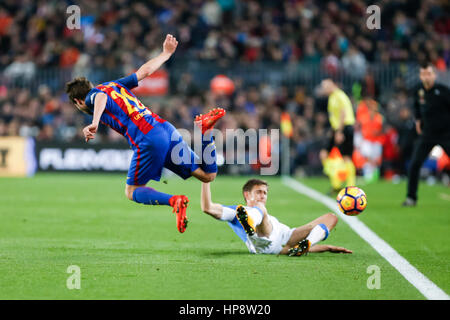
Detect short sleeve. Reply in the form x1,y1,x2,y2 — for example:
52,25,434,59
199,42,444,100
84,88,103,112
115,73,138,90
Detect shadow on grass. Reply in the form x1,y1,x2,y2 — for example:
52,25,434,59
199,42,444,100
197,250,251,258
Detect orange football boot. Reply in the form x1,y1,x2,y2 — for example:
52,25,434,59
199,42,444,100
169,195,189,233
194,108,226,134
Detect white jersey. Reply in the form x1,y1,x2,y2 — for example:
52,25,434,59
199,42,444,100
221,205,295,254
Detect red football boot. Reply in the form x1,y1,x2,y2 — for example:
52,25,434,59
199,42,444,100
194,108,226,134
169,195,189,233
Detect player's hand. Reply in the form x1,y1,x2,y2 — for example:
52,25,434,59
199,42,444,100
327,245,353,254
163,34,178,55
83,123,98,142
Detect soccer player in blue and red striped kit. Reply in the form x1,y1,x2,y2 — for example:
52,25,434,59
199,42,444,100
65,34,225,233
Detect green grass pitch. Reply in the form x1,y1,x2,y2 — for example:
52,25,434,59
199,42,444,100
0,173,449,299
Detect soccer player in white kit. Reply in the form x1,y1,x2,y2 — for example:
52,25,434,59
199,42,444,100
200,179,352,256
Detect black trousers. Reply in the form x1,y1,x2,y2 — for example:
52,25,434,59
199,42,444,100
407,136,450,201
326,125,354,157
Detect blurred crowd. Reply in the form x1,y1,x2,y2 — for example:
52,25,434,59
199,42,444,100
1,0,449,71
0,0,449,178
0,73,427,178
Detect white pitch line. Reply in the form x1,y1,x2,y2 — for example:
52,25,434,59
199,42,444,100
282,176,450,300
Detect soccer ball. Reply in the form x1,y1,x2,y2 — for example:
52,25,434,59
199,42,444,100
336,186,367,216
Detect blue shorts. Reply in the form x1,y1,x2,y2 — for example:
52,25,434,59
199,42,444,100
127,121,200,185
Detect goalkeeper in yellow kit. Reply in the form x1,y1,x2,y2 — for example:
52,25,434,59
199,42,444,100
319,79,356,192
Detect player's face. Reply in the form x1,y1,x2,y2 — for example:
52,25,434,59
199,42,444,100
419,66,436,89
320,79,334,96
73,99,89,114
74,98,83,110
246,184,268,205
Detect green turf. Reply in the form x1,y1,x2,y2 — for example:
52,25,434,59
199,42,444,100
302,177,450,296
0,173,448,299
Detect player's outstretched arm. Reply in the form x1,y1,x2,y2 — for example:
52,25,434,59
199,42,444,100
135,34,178,82
309,244,352,254
83,92,107,142
201,182,224,220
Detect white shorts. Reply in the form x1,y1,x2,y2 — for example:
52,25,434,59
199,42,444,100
249,215,295,254
355,132,382,161
360,139,382,161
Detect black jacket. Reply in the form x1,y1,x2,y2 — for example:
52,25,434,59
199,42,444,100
412,83,450,138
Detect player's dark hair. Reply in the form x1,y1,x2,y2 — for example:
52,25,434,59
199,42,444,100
419,60,434,70
242,179,268,194
65,77,94,113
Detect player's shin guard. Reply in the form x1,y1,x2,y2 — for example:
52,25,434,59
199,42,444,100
201,133,217,173
132,187,172,206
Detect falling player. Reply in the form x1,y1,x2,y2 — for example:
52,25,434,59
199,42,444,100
200,179,352,256
65,34,225,233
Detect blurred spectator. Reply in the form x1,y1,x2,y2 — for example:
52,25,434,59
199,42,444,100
393,106,417,175
354,98,384,183
0,0,447,69
4,53,36,81
341,46,367,80
0,0,449,180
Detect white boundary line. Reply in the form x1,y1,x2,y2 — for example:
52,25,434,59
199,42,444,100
282,176,450,300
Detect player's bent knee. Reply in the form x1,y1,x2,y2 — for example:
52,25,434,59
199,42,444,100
192,169,216,183
326,213,338,227
203,172,216,183
209,172,217,182
125,189,133,201
125,185,136,201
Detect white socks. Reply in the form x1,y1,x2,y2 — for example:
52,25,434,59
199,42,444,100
220,206,263,226
247,207,263,226
220,206,237,221
306,224,329,246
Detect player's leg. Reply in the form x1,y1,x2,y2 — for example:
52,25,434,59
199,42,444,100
403,138,434,206
320,131,334,170
235,204,270,237
125,184,179,206
195,108,226,135
322,130,341,193
340,125,356,187
164,135,217,183
126,183,189,233
343,156,356,186
194,108,226,177
126,141,189,233
361,139,380,183
279,213,338,256
162,108,225,183
191,168,216,183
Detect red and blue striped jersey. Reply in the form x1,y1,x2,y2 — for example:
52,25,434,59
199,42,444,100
84,73,165,148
